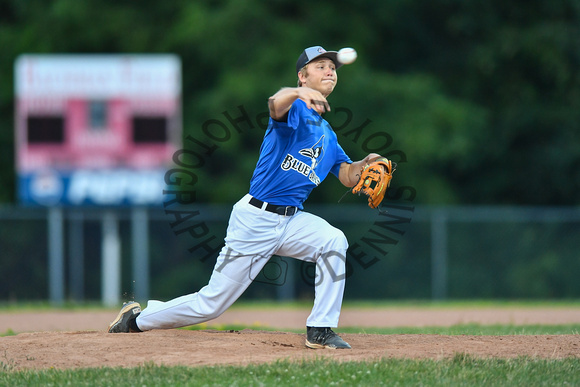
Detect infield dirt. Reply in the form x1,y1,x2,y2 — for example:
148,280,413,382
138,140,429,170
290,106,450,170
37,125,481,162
1,307,579,370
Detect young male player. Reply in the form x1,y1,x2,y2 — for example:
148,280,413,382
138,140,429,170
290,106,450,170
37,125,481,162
109,46,382,349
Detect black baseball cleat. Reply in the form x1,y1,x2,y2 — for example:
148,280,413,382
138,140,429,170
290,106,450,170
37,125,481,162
305,327,351,349
108,301,141,333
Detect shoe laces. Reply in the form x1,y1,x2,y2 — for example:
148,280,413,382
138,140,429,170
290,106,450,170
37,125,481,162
312,327,337,342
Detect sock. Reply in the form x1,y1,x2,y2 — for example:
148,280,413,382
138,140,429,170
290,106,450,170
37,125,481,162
129,313,143,332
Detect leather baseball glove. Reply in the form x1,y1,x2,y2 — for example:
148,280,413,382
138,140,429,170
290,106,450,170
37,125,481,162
352,157,396,209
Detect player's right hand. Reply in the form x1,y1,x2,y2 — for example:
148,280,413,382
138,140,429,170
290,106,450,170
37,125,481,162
297,87,330,114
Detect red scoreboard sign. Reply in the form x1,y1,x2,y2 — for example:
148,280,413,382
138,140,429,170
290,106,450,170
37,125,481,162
15,55,181,206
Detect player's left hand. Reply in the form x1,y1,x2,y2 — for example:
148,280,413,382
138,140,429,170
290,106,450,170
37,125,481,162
352,157,396,209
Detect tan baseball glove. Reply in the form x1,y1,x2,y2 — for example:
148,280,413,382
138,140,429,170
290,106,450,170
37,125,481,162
352,157,396,209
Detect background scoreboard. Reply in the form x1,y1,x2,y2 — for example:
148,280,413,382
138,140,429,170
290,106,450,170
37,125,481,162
15,54,181,206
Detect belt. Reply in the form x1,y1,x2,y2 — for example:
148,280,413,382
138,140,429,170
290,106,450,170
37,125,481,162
249,197,298,216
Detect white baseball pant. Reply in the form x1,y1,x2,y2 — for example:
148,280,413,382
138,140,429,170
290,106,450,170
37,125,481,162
136,194,348,330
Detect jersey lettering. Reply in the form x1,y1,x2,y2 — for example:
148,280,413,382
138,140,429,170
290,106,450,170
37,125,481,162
280,154,321,186
281,154,311,176
280,135,326,187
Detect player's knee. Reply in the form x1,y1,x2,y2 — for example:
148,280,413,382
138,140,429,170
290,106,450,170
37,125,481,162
324,227,348,252
197,301,228,321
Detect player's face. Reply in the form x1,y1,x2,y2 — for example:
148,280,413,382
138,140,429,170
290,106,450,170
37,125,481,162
301,58,338,97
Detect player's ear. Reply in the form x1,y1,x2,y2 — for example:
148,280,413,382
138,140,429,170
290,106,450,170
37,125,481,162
297,66,308,85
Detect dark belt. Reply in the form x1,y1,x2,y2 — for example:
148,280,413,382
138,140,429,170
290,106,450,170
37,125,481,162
249,197,298,216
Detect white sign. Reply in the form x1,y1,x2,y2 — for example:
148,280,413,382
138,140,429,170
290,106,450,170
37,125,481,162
15,54,181,98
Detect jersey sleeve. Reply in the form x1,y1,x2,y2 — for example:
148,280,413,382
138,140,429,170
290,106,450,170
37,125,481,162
269,99,305,133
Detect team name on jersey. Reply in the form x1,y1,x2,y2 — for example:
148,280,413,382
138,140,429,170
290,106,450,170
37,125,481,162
280,154,321,185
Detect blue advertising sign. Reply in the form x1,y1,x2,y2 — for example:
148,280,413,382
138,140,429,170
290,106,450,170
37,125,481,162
19,169,167,206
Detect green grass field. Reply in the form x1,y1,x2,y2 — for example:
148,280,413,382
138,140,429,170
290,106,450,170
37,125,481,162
1,355,579,386
1,301,579,386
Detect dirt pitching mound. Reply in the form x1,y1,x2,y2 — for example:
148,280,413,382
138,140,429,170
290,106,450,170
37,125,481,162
1,307,579,370
2,330,579,370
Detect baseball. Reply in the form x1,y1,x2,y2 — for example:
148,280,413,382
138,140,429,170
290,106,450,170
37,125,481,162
337,48,357,65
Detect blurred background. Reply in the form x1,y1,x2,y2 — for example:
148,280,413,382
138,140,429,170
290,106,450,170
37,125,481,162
0,0,579,305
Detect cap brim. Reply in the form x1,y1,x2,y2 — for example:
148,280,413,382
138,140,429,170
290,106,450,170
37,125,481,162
297,51,343,73
314,52,343,68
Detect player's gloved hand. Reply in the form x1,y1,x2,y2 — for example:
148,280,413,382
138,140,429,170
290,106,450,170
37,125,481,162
352,157,396,209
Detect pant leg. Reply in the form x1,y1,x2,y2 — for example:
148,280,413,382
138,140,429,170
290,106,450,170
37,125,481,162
136,245,269,330
275,211,349,328
137,195,283,331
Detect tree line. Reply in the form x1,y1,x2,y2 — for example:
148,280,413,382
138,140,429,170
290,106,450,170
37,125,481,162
0,0,578,205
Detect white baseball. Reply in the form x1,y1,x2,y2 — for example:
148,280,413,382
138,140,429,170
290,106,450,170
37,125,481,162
337,48,357,65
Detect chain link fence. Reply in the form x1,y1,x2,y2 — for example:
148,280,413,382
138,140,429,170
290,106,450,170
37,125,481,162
1,205,579,304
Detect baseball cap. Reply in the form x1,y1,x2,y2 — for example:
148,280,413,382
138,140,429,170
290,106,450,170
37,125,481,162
296,46,343,73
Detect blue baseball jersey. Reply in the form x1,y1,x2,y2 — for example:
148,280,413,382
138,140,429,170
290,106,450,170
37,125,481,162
249,99,352,209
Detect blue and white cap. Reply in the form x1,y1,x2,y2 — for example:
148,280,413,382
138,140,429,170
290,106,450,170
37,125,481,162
296,46,343,73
